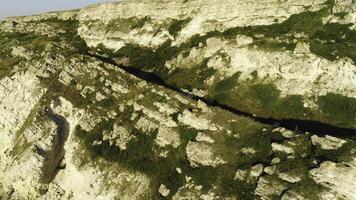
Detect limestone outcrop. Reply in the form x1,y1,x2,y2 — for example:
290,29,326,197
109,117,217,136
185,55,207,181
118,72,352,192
0,0,355,199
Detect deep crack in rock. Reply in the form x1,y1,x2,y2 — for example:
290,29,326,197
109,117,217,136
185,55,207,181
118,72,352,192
88,53,356,139
42,106,70,183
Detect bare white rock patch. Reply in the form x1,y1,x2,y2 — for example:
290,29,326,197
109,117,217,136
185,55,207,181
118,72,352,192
311,135,347,150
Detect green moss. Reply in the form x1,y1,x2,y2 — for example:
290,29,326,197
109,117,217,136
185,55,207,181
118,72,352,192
106,16,152,33
210,81,307,119
208,72,241,102
9,101,44,159
317,93,356,126
313,138,356,162
289,177,326,200
245,83,306,118
334,12,348,19
76,121,186,199
4,19,88,55
168,18,192,37
220,4,356,61
253,39,296,51
0,57,23,78
215,72,241,93
164,59,215,90
41,75,93,109
251,83,281,108
310,23,356,62
279,95,307,117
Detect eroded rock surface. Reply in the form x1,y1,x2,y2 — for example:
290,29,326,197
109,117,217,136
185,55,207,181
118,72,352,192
73,0,356,129
0,0,356,200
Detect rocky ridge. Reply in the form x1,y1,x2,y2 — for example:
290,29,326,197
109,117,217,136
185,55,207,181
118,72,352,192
0,0,355,199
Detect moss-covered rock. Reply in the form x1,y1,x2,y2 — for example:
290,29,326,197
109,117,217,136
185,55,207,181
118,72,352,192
1,0,356,199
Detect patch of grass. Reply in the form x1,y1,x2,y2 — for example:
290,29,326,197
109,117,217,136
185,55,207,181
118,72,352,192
223,6,330,39
209,72,241,102
76,120,187,199
310,22,356,62
317,93,356,126
168,18,192,37
227,83,306,118
334,12,348,19
5,18,89,55
250,83,281,108
41,75,93,109
164,58,215,90
279,95,307,117
0,57,23,78
286,177,326,200
219,117,272,166
249,83,307,118
313,138,356,163
220,4,356,61
210,81,308,119
215,72,241,93
106,16,152,33
253,39,296,51
9,100,44,159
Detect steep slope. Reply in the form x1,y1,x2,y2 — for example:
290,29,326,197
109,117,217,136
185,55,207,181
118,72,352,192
0,1,356,200
73,0,356,129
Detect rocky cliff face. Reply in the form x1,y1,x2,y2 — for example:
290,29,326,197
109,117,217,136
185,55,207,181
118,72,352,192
0,0,355,199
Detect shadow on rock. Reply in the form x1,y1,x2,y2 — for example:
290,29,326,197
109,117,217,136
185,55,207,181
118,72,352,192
36,106,70,184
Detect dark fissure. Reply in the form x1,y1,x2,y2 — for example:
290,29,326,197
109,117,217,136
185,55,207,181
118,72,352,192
87,52,356,139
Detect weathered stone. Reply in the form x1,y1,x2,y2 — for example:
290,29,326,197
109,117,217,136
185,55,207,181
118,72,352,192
0,0,356,199
311,135,347,150
158,184,170,197
255,176,288,200
186,142,226,167
310,160,356,200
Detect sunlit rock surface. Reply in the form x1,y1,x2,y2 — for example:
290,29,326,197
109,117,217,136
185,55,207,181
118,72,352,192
0,0,356,199
74,0,356,129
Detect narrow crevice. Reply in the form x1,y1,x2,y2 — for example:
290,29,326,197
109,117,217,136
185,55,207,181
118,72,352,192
87,52,356,139
39,106,70,183
278,188,289,200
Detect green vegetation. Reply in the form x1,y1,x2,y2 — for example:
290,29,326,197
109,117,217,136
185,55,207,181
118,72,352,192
85,2,356,128
222,4,356,61
210,81,308,119
251,83,281,108
0,31,24,78
106,16,152,33
39,18,89,53
334,12,348,19
215,72,240,92
313,137,356,163
0,57,24,78
163,58,216,90
168,18,192,37
310,22,356,62
289,177,327,200
248,83,306,118
317,93,356,126
208,72,240,102
74,97,277,199
9,99,45,159
2,18,88,57
76,116,184,199
41,76,92,109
